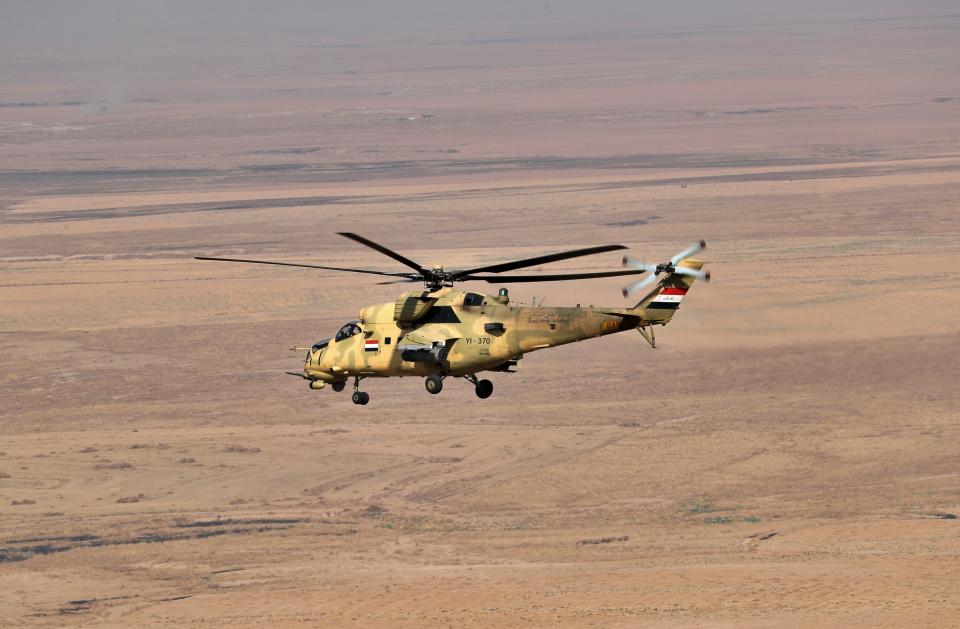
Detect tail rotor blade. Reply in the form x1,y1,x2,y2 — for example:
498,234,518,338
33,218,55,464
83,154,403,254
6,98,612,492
670,240,706,265
672,266,711,282
621,273,658,298
622,256,657,272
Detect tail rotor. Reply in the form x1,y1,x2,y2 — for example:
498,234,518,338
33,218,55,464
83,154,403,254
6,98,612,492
621,240,710,298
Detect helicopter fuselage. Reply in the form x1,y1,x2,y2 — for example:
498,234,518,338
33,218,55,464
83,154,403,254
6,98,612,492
304,286,640,383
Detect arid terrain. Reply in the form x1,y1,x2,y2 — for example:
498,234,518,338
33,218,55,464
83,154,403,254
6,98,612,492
1,9,959,627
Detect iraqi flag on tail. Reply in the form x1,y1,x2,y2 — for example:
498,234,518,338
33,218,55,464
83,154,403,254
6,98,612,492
647,286,687,309
364,339,380,352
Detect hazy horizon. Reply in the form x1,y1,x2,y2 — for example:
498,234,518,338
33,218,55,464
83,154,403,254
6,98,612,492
3,0,958,56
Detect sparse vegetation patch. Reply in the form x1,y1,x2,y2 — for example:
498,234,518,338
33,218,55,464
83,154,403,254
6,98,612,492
684,499,715,515
0,518,311,564
175,517,309,528
222,445,261,453
93,462,134,470
577,535,629,545
361,504,388,517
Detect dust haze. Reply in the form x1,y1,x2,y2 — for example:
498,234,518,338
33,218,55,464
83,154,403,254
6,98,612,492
1,1,959,626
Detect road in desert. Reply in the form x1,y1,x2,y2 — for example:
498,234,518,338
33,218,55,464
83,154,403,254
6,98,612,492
1,7,959,627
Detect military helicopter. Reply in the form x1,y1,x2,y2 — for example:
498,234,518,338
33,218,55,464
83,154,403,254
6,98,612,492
196,233,709,405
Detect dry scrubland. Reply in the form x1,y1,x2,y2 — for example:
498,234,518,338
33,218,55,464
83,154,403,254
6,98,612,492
1,13,960,627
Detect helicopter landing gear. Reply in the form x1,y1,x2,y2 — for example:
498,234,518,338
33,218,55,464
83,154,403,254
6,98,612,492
332,381,346,393
637,325,657,349
425,374,444,394
475,379,493,399
351,376,369,405
464,374,494,399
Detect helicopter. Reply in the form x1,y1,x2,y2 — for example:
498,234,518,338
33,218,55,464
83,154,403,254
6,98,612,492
196,233,709,405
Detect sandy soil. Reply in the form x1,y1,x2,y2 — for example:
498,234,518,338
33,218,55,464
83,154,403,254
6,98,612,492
1,12,959,628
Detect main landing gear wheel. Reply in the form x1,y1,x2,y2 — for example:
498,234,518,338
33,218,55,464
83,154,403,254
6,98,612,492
351,376,368,405
332,381,346,393
475,379,493,399
425,374,444,394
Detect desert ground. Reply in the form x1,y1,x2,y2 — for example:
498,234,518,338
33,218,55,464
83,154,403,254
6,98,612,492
2,10,960,627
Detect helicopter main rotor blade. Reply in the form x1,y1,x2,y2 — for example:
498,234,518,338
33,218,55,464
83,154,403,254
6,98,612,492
336,232,426,274
376,278,420,285
194,256,414,278
453,244,627,277
461,269,648,283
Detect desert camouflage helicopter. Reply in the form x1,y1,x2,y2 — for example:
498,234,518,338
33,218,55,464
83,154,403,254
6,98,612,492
196,233,709,405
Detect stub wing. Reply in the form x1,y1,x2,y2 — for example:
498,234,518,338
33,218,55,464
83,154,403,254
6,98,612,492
397,329,460,364
401,330,460,346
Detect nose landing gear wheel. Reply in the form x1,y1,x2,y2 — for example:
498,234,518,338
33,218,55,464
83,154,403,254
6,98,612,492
425,374,444,394
351,391,369,405
332,381,346,393
475,379,493,399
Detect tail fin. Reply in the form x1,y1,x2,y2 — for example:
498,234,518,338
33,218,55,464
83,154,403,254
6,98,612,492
632,258,705,324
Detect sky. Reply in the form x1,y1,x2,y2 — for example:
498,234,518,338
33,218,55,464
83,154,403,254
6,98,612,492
2,0,957,54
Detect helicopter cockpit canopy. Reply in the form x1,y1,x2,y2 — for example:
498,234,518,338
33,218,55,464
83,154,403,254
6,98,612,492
311,339,330,353
334,321,363,342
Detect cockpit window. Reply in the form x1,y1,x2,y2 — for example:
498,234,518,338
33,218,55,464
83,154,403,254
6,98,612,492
334,321,363,342
463,293,484,307
311,339,330,353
